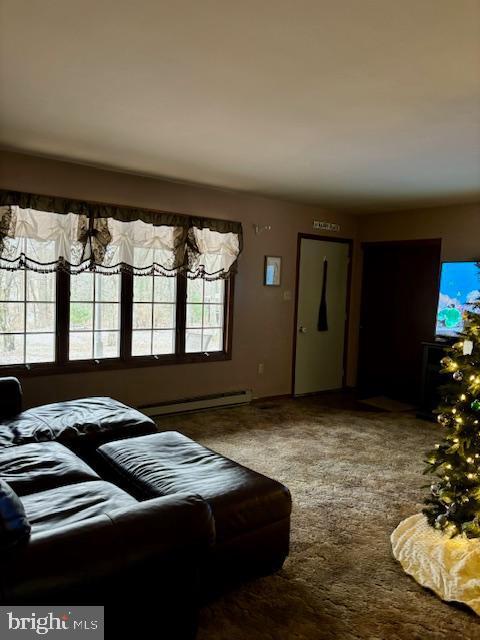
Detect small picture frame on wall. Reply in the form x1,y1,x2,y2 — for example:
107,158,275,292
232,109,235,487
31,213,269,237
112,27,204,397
264,256,282,286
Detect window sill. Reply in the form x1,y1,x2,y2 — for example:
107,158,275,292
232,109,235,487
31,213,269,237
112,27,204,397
0,351,231,377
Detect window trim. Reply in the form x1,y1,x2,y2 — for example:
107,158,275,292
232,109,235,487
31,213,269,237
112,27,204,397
0,271,234,377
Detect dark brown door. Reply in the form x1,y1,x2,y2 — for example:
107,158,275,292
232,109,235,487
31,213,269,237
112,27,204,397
358,240,441,404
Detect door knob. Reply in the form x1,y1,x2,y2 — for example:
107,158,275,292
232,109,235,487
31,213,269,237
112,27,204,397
299,326,307,334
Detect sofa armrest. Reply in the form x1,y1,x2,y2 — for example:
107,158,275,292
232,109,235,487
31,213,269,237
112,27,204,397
2,493,214,604
0,377,22,418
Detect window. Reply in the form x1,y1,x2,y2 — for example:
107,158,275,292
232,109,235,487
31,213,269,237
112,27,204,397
186,279,225,353
0,240,56,365
0,193,240,373
0,269,233,372
69,272,121,360
132,274,176,356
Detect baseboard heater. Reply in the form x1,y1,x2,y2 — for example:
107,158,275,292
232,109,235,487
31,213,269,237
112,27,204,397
140,389,253,417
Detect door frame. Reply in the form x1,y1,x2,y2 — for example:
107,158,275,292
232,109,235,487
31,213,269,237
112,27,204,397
292,233,353,396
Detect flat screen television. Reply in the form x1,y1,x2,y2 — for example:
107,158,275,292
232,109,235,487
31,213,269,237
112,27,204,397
435,261,480,337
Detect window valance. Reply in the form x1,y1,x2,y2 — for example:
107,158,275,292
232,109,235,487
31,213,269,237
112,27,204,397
0,190,242,279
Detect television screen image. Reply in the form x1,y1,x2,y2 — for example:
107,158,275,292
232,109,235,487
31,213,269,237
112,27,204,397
436,261,480,337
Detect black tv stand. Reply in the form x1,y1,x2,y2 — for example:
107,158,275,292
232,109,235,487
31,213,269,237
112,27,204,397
417,340,450,421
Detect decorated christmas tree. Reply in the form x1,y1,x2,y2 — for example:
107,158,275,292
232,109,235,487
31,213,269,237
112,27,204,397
423,277,480,538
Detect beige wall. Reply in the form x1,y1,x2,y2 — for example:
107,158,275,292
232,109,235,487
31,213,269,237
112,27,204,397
0,151,360,408
359,203,480,261
3,152,475,410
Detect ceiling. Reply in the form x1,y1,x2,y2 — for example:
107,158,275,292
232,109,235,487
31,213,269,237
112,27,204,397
0,1,479,213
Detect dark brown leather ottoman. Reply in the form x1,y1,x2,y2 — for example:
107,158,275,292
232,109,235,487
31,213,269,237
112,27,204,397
97,431,292,590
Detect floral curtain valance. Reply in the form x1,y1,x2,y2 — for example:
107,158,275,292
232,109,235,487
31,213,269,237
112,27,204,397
0,190,243,279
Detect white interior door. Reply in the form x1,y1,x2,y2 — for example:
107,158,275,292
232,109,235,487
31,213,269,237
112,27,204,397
294,238,350,395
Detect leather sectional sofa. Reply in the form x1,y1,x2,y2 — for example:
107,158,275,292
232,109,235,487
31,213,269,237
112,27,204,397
0,376,157,460
0,377,292,638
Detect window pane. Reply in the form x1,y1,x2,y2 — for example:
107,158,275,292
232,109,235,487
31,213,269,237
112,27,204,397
186,304,202,328
0,333,24,364
153,330,175,354
185,277,226,354
185,329,203,353
203,304,223,328
154,276,176,303
70,302,93,331
69,332,93,360
132,275,176,358
204,280,224,303
69,272,120,361
153,304,175,329
187,279,203,303
25,333,55,363
133,276,153,302
133,303,152,329
132,330,152,356
26,271,55,302
0,302,24,333
71,272,94,301
26,302,55,332
0,267,56,365
94,303,119,331
0,271,24,301
93,331,119,359
203,328,223,352
95,273,120,302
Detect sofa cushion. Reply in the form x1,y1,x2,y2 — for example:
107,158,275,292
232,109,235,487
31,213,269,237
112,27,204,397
97,431,292,542
21,480,138,535
0,442,100,496
0,396,156,450
0,479,31,547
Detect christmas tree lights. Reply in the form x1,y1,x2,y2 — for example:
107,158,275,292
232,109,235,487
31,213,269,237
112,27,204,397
423,284,480,538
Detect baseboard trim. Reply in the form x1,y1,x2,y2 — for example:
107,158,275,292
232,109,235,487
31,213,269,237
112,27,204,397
140,389,252,417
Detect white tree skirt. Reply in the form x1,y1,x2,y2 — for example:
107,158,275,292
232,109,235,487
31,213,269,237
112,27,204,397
391,513,480,615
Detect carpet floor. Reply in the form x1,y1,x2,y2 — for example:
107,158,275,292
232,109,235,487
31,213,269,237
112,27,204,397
156,396,480,640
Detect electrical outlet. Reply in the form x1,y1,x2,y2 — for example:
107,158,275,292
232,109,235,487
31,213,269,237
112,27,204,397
258,363,264,375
